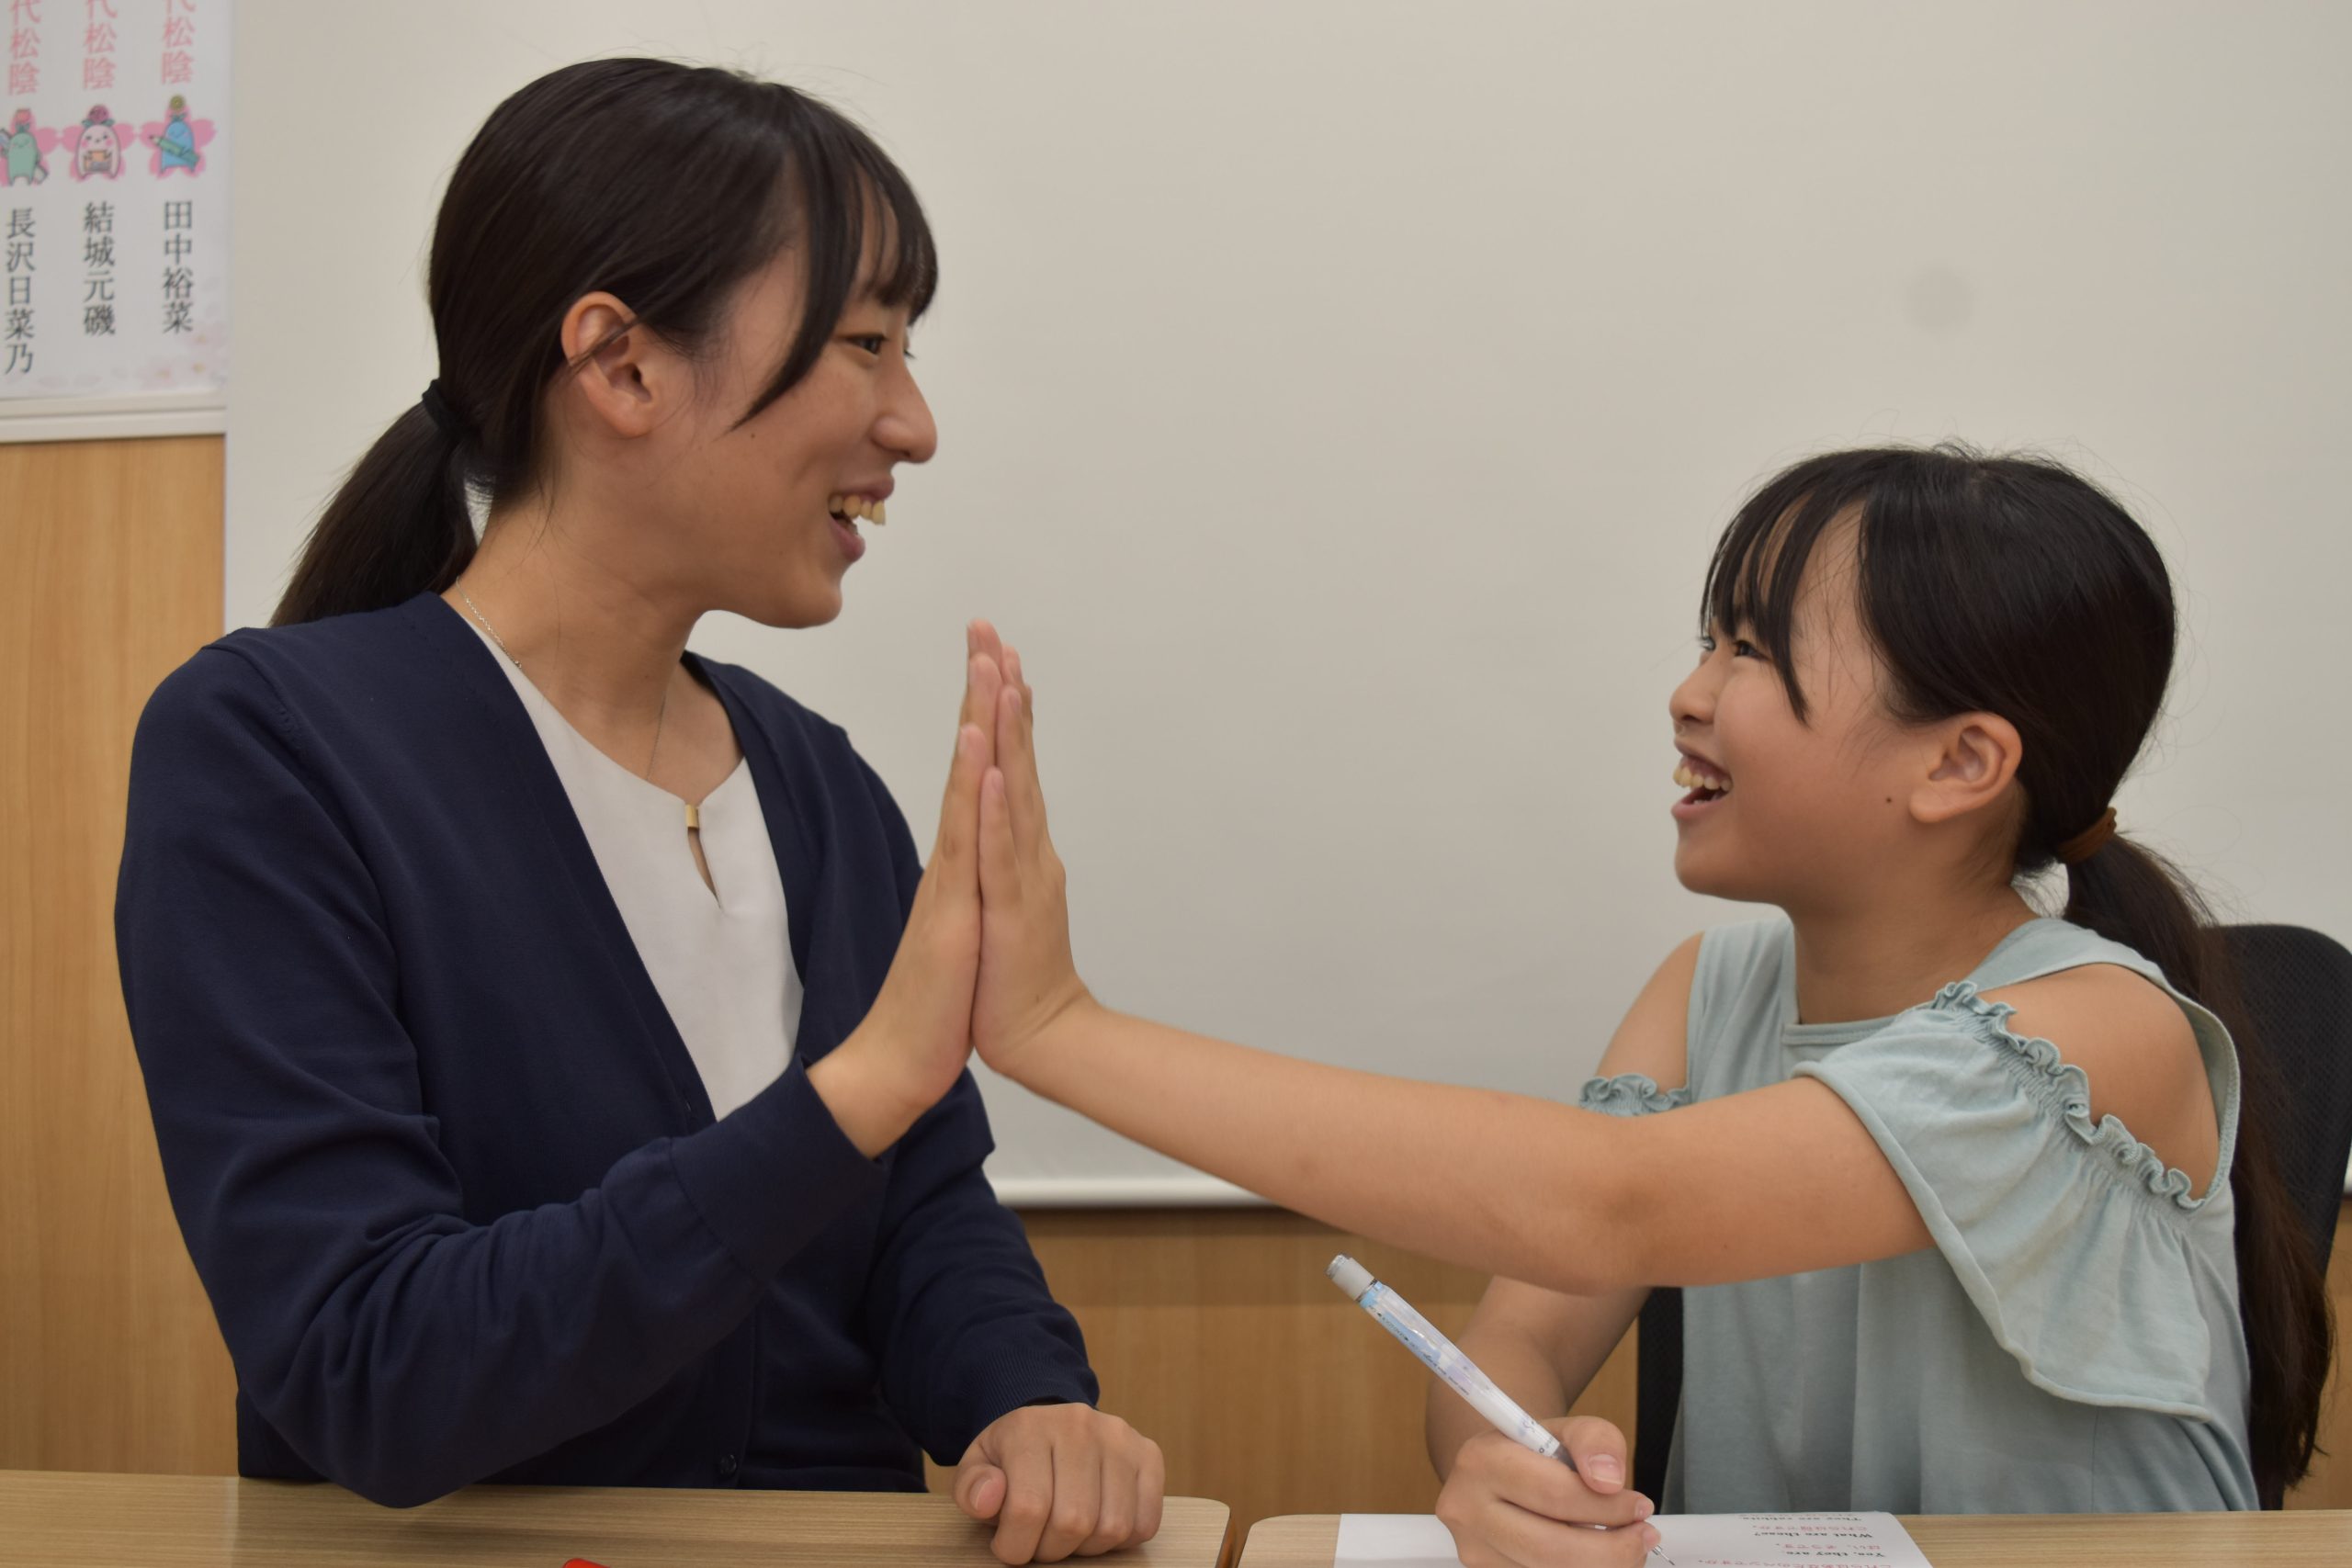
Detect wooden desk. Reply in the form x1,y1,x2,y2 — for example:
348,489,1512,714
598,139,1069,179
0,1472,1230,1568
1238,1508,2352,1568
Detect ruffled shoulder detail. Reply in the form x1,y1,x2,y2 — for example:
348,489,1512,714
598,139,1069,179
1578,1072,1691,1118
1919,980,2213,1210
1792,990,2243,1423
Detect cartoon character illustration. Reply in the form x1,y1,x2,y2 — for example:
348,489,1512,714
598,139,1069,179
63,105,126,182
5,108,54,186
140,96,214,178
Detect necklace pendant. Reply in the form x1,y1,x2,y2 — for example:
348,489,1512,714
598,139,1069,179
684,801,700,832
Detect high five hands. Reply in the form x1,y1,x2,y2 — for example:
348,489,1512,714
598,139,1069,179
813,620,1101,1151
806,620,1156,1564
830,625,1655,1568
964,620,1099,1082
809,620,1101,1155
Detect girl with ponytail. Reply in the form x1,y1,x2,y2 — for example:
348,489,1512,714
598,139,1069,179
933,444,2330,1555
119,60,1161,1555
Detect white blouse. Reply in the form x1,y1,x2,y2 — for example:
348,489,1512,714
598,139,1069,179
468,622,803,1119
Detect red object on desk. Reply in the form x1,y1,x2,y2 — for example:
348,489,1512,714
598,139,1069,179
562,1560,611,1567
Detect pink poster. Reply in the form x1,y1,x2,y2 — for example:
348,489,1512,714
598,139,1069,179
4,0,230,400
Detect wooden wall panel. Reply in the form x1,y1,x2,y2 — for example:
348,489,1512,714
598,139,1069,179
0,435,236,1474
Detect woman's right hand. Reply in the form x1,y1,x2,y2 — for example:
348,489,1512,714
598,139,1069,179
1435,1417,1659,1568
808,642,1003,1156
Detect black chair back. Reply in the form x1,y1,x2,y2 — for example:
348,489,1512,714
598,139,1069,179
2221,924,2352,1269
1627,922,2352,1504
1631,1286,1681,1500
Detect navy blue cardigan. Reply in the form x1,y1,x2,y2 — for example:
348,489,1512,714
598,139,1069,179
115,592,1095,1506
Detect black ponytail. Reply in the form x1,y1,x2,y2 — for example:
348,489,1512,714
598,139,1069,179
2061,835,2331,1505
272,404,476,626
1704,443,2332,1503
272,58,937,627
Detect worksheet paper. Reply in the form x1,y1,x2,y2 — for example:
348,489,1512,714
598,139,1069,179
1335,1511,1931,1568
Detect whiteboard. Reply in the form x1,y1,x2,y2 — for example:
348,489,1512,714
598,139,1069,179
225,2,2352,1203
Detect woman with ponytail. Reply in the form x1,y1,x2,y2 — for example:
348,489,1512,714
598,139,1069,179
116,60,1162,1555
925,445,2330,1559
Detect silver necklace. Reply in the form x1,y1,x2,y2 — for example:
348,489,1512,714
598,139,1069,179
458,582,669,781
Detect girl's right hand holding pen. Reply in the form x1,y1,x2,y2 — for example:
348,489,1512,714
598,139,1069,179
1436,1416,1659,1568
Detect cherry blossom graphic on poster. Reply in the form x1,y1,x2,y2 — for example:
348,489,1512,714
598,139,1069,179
62,102,127,178
138,91,206,175
5,105,58,185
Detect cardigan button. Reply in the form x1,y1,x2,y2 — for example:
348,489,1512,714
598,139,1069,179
716,1452,740,1482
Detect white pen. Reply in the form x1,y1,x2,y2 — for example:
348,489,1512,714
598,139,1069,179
1327,1254,1577,1472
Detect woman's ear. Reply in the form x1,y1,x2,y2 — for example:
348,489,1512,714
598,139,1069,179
555,290,674,440
1910,711,2023,827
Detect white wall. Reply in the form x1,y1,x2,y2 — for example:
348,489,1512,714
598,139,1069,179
228,1,2352,1201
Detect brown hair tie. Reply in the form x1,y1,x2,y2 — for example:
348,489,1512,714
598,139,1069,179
2057,806,2119,865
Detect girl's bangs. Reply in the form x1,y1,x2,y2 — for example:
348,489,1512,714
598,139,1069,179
1700,469,1870,722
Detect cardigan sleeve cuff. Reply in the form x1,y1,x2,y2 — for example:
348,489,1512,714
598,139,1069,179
936,1336,1102,1456
968,1360,1101,1423
666,1058,888,1281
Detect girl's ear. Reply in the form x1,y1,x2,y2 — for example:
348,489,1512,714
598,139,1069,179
1910,711,2023,827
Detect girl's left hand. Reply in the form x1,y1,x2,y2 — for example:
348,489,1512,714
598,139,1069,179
967,623,1098,1080
1436,1418,1658,1568
952,1402,1166,1564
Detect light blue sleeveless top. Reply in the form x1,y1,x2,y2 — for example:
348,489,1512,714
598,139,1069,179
1580,916,2257,1511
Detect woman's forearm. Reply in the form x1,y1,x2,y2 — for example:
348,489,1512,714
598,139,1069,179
808,1023,936,1157
1010,1002,1641,1295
